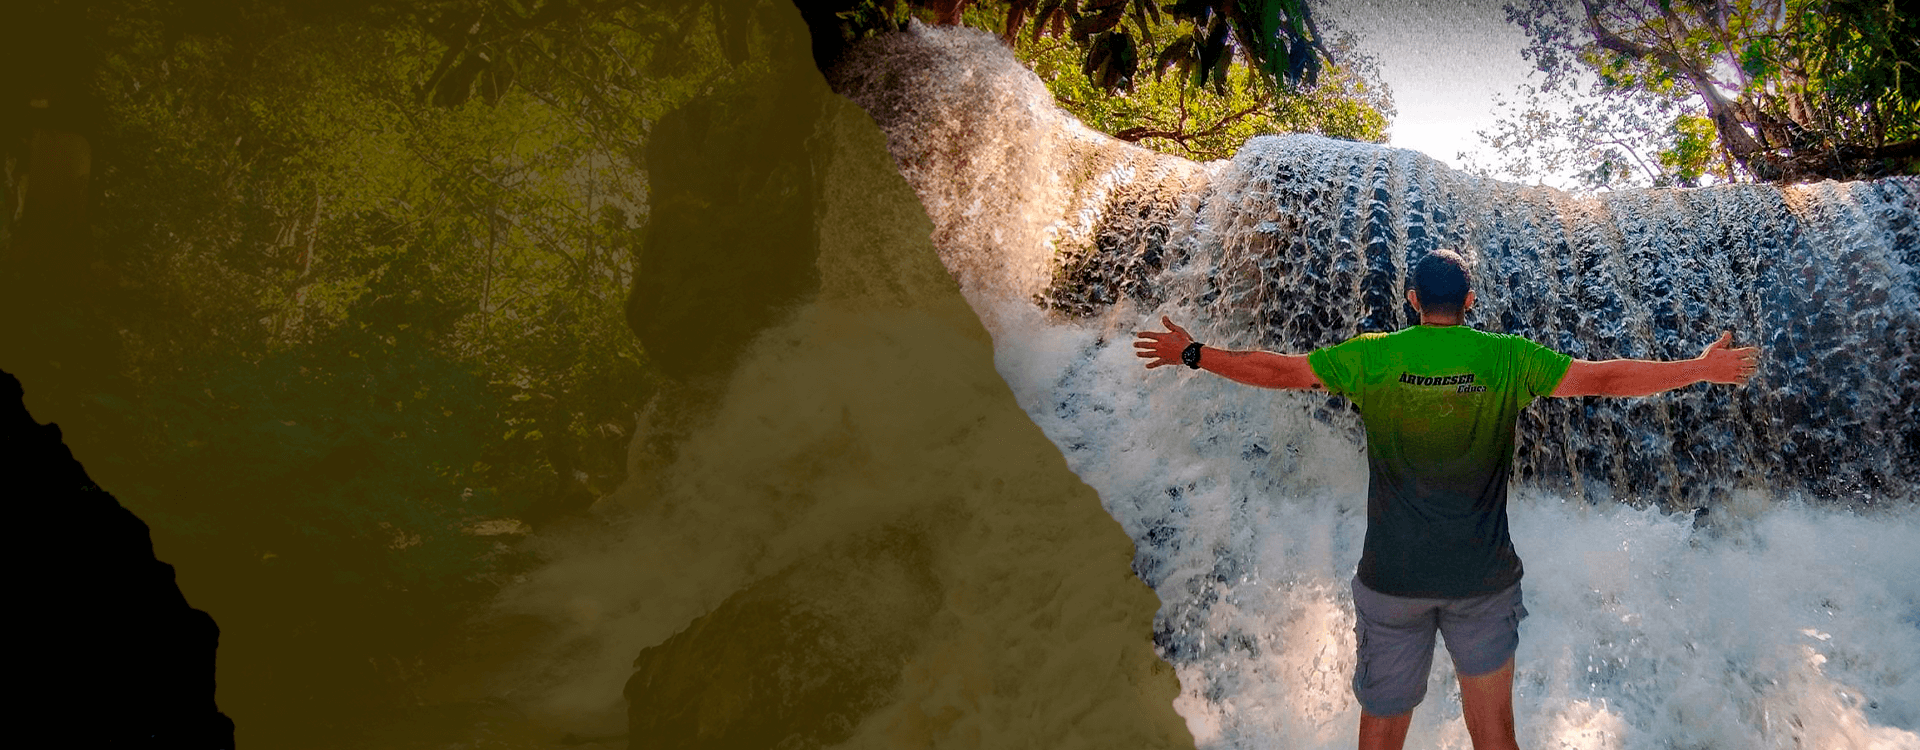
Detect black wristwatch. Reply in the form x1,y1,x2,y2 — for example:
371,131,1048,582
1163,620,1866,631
1181,341,1205,369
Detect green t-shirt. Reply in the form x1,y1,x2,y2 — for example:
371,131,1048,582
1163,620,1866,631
1308,325,1571,598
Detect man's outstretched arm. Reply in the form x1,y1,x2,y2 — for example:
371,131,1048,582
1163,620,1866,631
1550,331,1759,397
1134,316,1326,390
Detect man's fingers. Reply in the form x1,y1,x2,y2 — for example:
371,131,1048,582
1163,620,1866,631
1163,316,1188,336
1722,350,1760,384
1710,331,1733,349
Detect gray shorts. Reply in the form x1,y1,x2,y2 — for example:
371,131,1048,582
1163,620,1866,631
1350,576,1528,716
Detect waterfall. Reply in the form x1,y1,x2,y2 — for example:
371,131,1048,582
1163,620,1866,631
832,23,1920,750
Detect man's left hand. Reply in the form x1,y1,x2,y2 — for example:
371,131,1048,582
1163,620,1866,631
1134,316,1194,369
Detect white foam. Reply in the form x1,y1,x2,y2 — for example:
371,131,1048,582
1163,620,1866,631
829,23,1920,748
982,295,1920,750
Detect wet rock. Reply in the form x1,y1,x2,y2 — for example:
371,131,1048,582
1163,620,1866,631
623,527,940,749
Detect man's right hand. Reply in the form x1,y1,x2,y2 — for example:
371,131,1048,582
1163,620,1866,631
1697,331,1760,385
1134,316,1326,389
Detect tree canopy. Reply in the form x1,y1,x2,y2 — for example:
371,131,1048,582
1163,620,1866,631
825,0,1393,160
1476,0,1918,189
5,0,754,739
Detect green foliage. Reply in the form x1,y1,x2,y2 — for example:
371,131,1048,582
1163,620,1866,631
1791,1,1920,147
93,8,671,532
1025,0,1326,94
1458,76,1688,191
54,0,760,725
1658,113,1719,185
956,1,1389,160
828,1,1389,160
143,330,502,600
1495,0,1919,186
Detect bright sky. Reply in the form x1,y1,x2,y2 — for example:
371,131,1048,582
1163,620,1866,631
1317,0,1539,172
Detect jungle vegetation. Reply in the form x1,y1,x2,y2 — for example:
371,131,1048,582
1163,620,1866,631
1469,0,1918,189
5,0,730,739
4,0,1393,741
825,0,1395,159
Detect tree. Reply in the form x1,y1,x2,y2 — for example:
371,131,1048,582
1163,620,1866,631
826,0,1332,91
821,0,1392,160
1493,0,1919,186
994,4,1391,159
1458,75,1697,190
4,0,743,739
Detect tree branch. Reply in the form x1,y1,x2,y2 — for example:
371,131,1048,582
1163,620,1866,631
1580,0,1764,162
1111,103,1261,146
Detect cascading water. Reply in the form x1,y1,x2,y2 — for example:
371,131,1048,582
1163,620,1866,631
833,23,1920,750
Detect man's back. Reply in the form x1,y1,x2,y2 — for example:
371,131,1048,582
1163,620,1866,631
1308,325,1571,598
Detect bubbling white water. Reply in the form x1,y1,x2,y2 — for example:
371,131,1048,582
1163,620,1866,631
832,22,1920,750
986,299,1920,749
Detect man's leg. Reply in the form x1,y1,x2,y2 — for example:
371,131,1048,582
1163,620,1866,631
1437,581,1526,750
1351,577,1440,750
1359,709,1413,750
1457,657,1518,750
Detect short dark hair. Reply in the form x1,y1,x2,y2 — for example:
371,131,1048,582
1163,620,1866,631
1411,249,1472,317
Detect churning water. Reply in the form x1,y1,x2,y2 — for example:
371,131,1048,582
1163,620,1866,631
832,23,1920,750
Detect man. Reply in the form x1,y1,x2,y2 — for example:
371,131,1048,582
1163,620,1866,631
1132,249,1758,750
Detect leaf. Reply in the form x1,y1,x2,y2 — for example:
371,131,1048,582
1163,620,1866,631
1083,31,1112,79
1163,0,1210,21
1072,2,1126,41
1740,38,1771,79
1004,0,1040,44
1286,34,1313,89
1153,34,1195,79
1280,0,1309,39
714,1,750,66
1210,45,1231,95
1107,29,1138,91
1195,12,1230,88
1131,0,1156,48
1032,0,1064,41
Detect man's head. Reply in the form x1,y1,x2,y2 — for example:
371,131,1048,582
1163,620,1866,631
1408,249,1475,322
